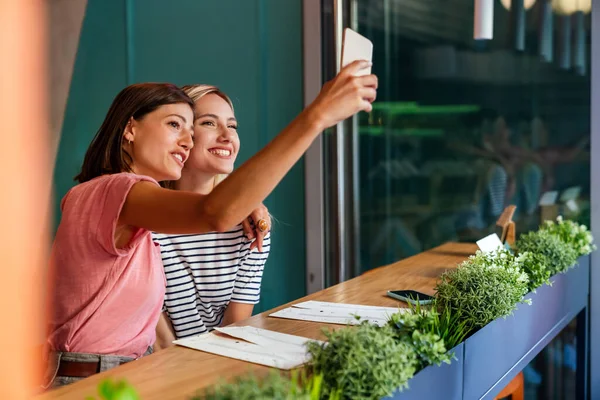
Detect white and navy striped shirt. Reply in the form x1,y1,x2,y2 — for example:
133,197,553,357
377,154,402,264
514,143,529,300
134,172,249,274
152,225,270,338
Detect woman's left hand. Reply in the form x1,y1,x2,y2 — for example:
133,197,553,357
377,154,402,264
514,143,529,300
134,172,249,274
242,203,270,252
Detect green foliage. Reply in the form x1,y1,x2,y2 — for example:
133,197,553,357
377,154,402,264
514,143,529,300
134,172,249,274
194,370,340,400
435,249,530,329
97,220,597,400
541,216,596,257
389,299,471,352
517,251,552,292
517,229,578,275
387,306,453,368
306,322,418,400
408,330,449,367
86,379,139,400
428,300,472,350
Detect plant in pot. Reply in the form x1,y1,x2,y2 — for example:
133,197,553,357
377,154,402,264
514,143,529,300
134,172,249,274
195,370,339,400
386,303,460,368
306,321,419,400
540,215,596,257
435,248,530,331
516,229,578,276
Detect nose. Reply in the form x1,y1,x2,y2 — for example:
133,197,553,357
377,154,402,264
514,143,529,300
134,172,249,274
217,125,233,142
179,130,194,150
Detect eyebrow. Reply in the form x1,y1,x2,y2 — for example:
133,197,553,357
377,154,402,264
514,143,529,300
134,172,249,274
196,113,237,122
166,113,187,123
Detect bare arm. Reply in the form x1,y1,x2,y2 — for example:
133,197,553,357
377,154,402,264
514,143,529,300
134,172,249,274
220,302,255,327
120,61,377,234
154,312,176,351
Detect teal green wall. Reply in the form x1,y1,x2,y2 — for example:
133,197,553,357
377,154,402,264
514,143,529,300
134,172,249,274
54,0,306,312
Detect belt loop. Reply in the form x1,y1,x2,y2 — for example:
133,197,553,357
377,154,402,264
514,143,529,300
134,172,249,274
41,351,62,390
98,353,105,373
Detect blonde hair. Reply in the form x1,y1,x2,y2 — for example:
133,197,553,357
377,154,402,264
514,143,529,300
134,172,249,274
181,84,234,112
175,84,235,190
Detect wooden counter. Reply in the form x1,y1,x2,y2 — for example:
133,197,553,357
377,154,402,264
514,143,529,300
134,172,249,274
36,242,474,400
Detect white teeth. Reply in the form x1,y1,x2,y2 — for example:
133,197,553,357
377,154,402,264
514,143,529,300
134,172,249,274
173,153,183,162
209,149,231,157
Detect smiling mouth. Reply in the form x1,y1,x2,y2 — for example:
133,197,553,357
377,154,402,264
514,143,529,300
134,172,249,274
171,153,185,165
209,149,232,157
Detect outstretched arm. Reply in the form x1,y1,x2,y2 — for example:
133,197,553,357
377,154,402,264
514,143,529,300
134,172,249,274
120,61,377,235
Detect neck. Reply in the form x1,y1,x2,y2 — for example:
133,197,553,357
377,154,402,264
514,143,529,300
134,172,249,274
175,170,215,194
130,163,162,183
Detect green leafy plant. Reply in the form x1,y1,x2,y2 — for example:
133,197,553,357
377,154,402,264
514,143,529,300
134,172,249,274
435,249,530,329
517,251,552,292
388,299,470,355
387,306,453,368
306,321,418,400
408,330,449,367
195,370,340,400
86,379,139,400
429,300,472,350
516,229,579,275
541,215,596,257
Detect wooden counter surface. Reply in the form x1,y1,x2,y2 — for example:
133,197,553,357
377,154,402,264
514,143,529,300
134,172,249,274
36,242,476,400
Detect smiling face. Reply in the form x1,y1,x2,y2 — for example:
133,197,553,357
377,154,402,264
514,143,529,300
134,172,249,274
183,93,240,176
124,103,195,182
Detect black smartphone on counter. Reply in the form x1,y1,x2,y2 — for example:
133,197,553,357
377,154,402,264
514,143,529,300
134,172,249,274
387,290,434,305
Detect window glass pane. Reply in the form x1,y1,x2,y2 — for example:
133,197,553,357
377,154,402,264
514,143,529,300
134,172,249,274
353,0,591,272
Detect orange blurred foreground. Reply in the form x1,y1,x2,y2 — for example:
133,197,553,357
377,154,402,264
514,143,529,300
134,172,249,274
0,0,49,398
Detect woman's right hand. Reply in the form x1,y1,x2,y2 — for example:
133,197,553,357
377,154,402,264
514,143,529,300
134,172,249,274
306,60,378,131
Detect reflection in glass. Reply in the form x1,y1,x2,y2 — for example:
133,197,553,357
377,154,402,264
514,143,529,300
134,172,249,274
351,0,590,272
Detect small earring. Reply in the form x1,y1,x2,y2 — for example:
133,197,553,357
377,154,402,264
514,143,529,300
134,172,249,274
128,139,132,145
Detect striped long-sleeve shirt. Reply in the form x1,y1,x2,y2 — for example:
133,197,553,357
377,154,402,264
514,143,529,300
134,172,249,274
152,225,270,338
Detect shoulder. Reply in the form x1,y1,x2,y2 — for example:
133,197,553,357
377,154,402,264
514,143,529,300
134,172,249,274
64,173,158,197
94,172,159,187
61,173,159,211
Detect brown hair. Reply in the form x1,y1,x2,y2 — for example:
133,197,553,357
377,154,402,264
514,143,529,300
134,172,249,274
75,83,194,183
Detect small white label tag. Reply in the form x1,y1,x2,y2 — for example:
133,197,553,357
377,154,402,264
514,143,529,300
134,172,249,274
476,233,504,253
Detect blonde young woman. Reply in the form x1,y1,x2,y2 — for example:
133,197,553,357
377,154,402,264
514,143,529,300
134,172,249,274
153,85,271,345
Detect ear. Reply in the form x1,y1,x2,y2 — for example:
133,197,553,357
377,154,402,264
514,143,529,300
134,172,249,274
123,118,135,143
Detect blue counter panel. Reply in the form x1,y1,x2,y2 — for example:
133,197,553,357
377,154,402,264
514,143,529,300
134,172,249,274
463,256,590,399
392,343,464,400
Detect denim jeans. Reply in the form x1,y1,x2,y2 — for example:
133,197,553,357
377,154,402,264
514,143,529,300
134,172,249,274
42,347,153,389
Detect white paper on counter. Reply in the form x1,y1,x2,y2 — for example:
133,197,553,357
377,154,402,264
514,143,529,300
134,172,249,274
294,300,399,314
269,301,407,326
173,327,318,370
214,326,323,355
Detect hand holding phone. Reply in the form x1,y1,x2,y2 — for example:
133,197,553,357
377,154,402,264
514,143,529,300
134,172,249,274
341,28,373,76
387,290,434,305
305,28,376,129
